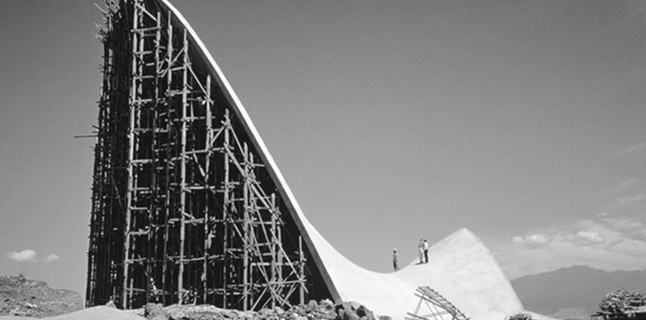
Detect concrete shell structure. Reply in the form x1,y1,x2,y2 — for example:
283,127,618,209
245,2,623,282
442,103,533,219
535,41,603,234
88,1,553,320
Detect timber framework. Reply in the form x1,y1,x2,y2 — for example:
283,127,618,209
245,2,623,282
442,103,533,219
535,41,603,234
86,0,334,310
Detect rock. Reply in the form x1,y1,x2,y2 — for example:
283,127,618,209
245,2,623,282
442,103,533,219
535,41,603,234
145,303,169,320
320,299,334,311
335,308,345,320
105,300,117,308
355,305,374,319
343,310,360,320
240,310,258,319
334,302,362,320
335,302,353,315
304,300,318,313
166,307,189,320
274,306,285,315
291,305,306,316
288,312,300,320
348,301,361,311
259,308,273,315
259,308,277,320
165,304,228,320
378,316,392,320
321,311,337,320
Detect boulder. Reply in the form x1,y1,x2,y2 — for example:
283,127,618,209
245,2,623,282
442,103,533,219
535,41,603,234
221,309,237,319
303,300,318,313
343,310,360,320
145,303,169,320
273,306,285,316
355,305,374,319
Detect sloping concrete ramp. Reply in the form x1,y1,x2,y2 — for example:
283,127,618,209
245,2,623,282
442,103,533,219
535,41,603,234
157,1,554,319
302,223,535,320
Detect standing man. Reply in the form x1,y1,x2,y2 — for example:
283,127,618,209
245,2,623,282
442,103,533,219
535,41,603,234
418,238,424,264
423,239,429,263
393,248,399,271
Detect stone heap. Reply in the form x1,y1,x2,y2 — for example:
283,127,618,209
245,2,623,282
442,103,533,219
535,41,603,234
137,300,389,320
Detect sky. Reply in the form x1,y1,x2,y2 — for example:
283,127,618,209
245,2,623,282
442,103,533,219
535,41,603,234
0,0,645,297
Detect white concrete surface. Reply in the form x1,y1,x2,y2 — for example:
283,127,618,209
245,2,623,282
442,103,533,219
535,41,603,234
301,221,531,320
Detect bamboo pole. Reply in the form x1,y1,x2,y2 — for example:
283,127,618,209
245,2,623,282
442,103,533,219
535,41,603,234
161,9,173,306
178,28,189,304
203,74,212,303
122,1,141,308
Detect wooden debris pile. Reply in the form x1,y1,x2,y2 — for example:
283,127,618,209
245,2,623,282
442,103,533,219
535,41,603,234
592,290,646,320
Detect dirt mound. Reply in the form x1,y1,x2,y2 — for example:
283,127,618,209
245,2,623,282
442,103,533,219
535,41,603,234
0,275,83,318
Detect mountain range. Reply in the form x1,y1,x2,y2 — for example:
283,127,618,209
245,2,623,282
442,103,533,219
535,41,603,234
511,265,646,320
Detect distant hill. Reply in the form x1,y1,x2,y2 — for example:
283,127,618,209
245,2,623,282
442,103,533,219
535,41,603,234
511,266,646,320
0,275,83,317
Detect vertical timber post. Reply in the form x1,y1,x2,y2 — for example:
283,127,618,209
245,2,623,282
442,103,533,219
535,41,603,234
161,8,173,306
178,29,189,304
147,9,162,304
222,110,231,308
270,194,277,309
203,75,212,303
242,143,250,311
122,0,140,308
299,236,305,305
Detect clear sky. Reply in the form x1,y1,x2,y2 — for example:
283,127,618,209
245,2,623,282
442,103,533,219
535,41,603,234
1,0,645,296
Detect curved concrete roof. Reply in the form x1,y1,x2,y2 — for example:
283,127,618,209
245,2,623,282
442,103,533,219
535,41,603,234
154,1,555,319
303,225,528,320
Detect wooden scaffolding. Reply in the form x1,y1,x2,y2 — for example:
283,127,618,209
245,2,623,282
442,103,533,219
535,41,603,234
87,0,330,310
406,287,470,320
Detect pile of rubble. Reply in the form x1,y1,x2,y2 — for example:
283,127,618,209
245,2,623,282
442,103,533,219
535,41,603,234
593,290,646,320
135,299,390,320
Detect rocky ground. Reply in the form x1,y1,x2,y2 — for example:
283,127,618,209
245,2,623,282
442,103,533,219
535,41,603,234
0,299,387,320
0,275,388,320
0,275,83,317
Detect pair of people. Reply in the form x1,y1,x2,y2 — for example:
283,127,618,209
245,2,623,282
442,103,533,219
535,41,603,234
392,238,429,271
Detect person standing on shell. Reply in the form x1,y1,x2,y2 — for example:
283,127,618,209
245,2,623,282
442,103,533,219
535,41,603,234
418,238,424,264
392,248,399,271
423,239,429,263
